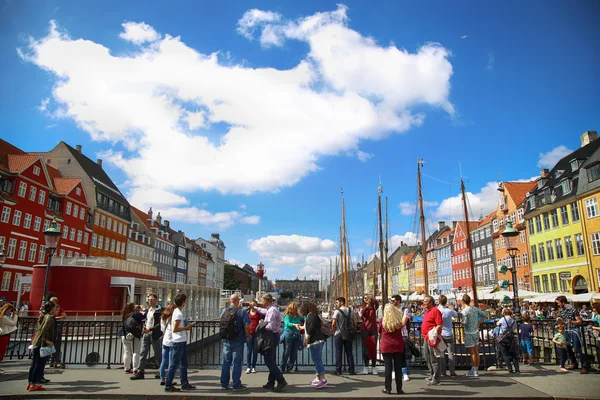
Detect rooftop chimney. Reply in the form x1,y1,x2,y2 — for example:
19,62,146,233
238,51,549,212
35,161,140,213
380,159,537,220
581,131,598,147
438,221,446,231
148,207,153,218
156,212,162,224
165,220,170,228
540,168,550,178
76,144,82,153
97,159,103,167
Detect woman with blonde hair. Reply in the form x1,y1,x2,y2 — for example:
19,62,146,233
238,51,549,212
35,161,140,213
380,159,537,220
280,301,304,373
0,303,18,365
378,304,405,395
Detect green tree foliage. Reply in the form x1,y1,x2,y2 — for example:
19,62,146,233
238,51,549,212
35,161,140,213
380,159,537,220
224,264,242,290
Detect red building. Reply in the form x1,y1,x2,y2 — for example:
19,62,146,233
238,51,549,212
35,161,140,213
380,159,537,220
451,221,479,292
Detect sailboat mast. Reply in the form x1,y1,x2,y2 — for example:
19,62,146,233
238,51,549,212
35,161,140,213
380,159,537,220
377,184,386,302
418,159,429,295
461,178,478,306
328,259,332,306
342,196,349,302
361,254,365,302
385,196,390,298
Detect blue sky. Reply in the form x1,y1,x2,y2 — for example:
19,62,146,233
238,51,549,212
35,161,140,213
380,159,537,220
1,0,599,282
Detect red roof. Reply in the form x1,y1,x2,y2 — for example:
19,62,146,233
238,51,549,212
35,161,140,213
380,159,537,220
131,206,174,244
0,139,26,171
456,221,479,236
53,177,81,195
478,210,495,227
503,181,537,207
6,154,39,173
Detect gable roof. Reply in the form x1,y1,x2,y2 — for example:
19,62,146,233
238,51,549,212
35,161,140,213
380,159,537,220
454,221,479,240
61,142,128,203
6,154,39,173
0,139,26,172
477,211,495,227
504,181,537,207
53,177,82,196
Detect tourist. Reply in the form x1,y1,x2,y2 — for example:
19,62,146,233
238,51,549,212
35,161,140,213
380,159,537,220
220,294,251,391
120,302,144,375
27,301,58,391
497,309,520,373
378,304,405,395
332,296,356,376
580,304,591,320
421,295,443,386
556,295,589,374
300,301,327,389
0,303,18,371
553,323,568,372
165,293,195,391
590,301,600,374
18,302,29,318
281,301,304,374
437,295,457,377
519,313,534,365
159,303,176,386
131,293,163,380
252,293,287,392
245,300,261,374
391,295,412,382
360,294,379,375
460,294,487,377
48,297,66,369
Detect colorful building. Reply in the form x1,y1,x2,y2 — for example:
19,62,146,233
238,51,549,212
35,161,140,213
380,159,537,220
414,249,424,294
471,212,496,288
525,131,600,293
451,221,478,292
435,226,454,294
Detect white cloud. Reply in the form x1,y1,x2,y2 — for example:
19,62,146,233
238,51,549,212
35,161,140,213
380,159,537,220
21,9,454,196
120,21,161,44
432,181,499,223
398,200,439,216
486,52,495,71
248,234,337,266
356,150,373,162
390,232,419,248
237,9,282,40
129,187,189,209
537,145,573,169
38,97,50,112
265,267,280,277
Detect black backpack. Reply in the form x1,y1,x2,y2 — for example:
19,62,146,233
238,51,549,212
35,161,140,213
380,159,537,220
219,307,238,340
336,308,356,340
124,315,143,339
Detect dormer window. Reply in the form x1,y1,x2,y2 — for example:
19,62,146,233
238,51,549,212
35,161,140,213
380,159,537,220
571,159,579,172
587,162,600,183
554,170,564,179
560,179,572,194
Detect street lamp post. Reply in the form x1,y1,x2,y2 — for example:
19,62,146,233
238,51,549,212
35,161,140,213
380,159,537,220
500,221,521,319
42,218,62,302
257,262,264,300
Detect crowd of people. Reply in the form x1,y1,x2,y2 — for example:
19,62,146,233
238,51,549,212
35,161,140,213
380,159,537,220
1,291,599,394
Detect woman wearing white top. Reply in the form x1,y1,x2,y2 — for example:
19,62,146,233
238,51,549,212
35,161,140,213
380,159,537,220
0,303,18,372
159,304,175,386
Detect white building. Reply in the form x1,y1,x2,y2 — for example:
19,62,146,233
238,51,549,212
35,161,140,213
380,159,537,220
196,233,225,289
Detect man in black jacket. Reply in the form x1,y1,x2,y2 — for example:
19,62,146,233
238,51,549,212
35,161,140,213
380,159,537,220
131,294,163,380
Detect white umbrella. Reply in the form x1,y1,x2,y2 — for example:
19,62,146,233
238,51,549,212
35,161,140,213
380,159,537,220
569,292,600,302
483,290,541,300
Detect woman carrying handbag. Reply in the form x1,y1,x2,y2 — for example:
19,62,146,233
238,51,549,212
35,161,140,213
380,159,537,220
0,303,19,370
27,301,58,391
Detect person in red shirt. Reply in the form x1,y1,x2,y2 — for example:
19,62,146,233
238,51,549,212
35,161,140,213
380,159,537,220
245,304,261,374
360,295,379,375
378,304,406,394
421,295,443,386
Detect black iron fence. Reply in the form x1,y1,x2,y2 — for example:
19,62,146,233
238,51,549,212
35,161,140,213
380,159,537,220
4,318,598,370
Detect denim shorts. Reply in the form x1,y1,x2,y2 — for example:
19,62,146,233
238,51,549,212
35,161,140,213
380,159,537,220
521,339,533,355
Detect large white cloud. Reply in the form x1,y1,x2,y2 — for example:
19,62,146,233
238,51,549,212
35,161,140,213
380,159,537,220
20,5,454,197
537,145,573,169
248,234,337,266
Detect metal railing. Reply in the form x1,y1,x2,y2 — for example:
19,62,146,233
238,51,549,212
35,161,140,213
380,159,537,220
4,318,598,370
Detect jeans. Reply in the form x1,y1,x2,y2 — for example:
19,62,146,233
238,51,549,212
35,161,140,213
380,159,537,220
165,342,188,388
500,342,519,372
566,328,590,369
246,333,258,369
557,347,568,368
334,334,355,373
401,337,410,376
383,352,405,393
361,331,377,368
310,341,325,376
440,335,455,375
159,345,172,382
28,347,49,384
138,333,162,372
263,333,284,386
281,333,302,371
221,340,245,389
424,342,440,383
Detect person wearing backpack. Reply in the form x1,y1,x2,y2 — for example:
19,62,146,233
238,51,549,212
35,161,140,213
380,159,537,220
497,308,520,373
220,294,251,391
131,294,163,380
120,302,144,374
300,301,328,389
332,297,356,376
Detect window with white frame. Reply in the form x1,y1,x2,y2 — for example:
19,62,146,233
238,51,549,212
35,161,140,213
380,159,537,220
12,210,21,226
83,232,89,245
18,240,27,260
91,234,97,248
67,251,72,257
1,207,10,223
13,272,22,291
66,202,72,215
105,237,110,250
69,228,75,241
73,205,79,218
101,215,106,228
28,243,37,262
7,238,16,258
518,208,524,223
110,239,115,252
98,235,103,250
62,226,68,239
523,252,529,265
23,213,32,229
29,186,37,202
546,241,555,261
107,218,112,231
520,230,526,243
116,241,121,254
1,271,11,291
586,198,599,218
0,237,4,253
76,187,81,195
76,230,82,243
575,233,585,256
43,219,50,231
591,233,600,256
493,219,498,232
38,190,46,205
59,249,65,257
94,213,99,225
18,182,27,197
515,254,521,267
33,216,41,231
79,208,85,220
38,245,46,263
33,165,41,176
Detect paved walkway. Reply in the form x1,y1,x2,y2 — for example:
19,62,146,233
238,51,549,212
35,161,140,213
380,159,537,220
0,361,599,399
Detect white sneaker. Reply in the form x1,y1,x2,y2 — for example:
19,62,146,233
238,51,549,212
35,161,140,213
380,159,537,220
466,369,478,377
245,368,251,374
251,368,256,373
362,367,369,374
403,375,410,382
474,370,479,377
392,371,395,380
372,367,378,375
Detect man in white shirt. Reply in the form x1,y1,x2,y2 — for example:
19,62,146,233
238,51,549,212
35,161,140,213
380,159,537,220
437,295,458,377
131,294,163,380
164,294,195,392
332,297,356,375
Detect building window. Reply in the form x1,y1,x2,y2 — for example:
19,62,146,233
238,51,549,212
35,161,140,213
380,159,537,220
542,274,549,292
493,219,498,232
13,272,22,291
520,231,526,243
518,208,524,223
586,198,599,219
555,238,564,259
560,278,568,292
43,219,50,231
91,234,97,248
29,186,37,202
76,230,82,243
1,272,11,291
94,213,99,225
18,182,27,197
560,205,569,225
66,202,72,215
12,210,22,226
59,249,65,257
535,215,542,232
530,245,538,264
550,273,558,292
18,241,27,261
38,245,46,263
62,226,68,239
76,187,81,195
33,216,41,231
28,243,37,262
550,209,559,228
523,252,529,265
105,237,110,250
528,219,535,235
571,202,580,222
73,205,79,218
575,233,585,256
534,275,541,293
98,235,103,250
67,251,72,257
23,213,32,230
33,165,41,176
515,254,522,267
565,236,574,257
543,213,550,230
495,239,500,250
0,207,10,223
538,243,546,262
7,238,16,259
83,232,89,245
116,241,120,254
79,208,85,220
546,241,554,261
38,190,46,205
107,218,112,231
101,215,106,228
587,163,600,182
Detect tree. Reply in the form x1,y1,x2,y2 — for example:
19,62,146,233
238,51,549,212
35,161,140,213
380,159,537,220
224,264,242,290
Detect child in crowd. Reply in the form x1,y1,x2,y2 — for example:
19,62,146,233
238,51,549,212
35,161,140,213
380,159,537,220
552,324,568,372
519,314,534,365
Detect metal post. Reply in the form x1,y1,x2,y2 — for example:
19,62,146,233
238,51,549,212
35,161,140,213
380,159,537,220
42,250,54,302
511,254,520,318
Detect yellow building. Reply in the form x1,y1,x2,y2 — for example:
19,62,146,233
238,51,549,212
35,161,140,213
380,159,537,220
524,131,600,293
414,250,424,294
